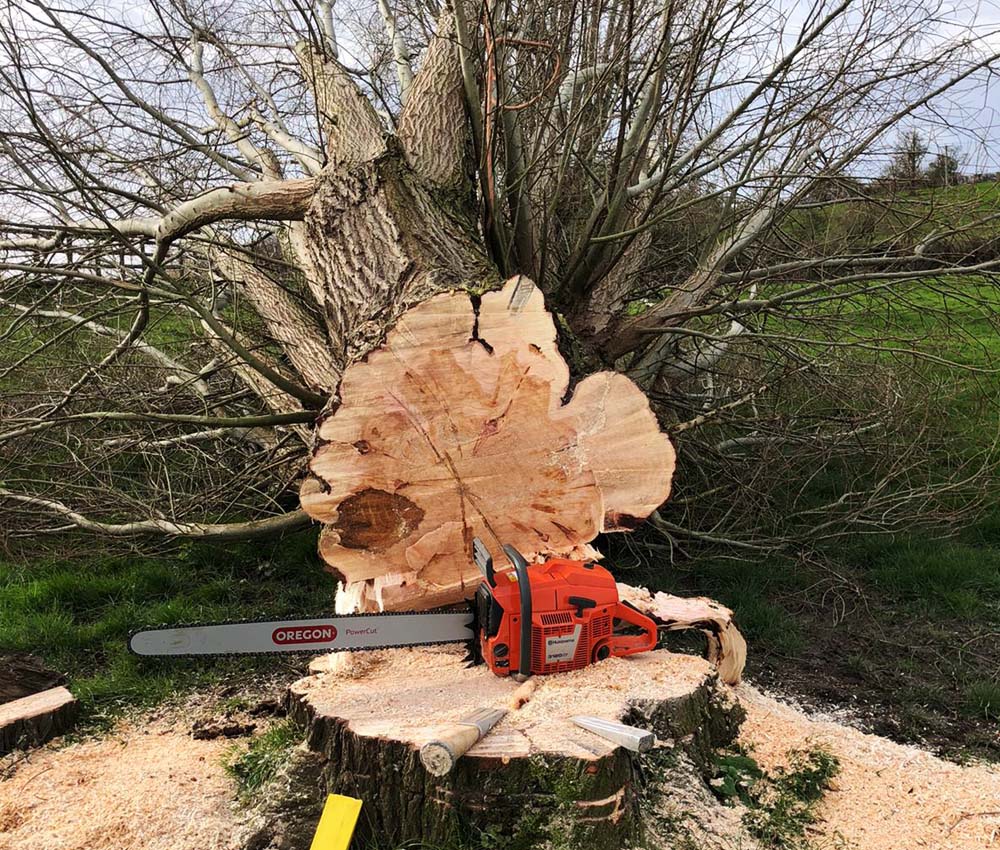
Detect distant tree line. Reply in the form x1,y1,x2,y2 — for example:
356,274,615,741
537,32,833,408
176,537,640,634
881,130,992,189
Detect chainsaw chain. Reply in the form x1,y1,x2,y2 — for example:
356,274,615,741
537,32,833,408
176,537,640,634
128,602,478,661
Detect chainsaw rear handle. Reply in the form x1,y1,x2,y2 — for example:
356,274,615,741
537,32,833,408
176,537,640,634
501,543,533,681
602,601,658,659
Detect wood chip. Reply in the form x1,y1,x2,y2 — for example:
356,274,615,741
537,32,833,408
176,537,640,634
0,716,239,850
738,685,1000,850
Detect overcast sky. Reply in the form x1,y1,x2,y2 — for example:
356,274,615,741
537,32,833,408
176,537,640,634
7,0,1000,178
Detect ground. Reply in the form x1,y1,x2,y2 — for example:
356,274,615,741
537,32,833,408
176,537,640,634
0,710,240,850
738,685,1000,850
1,680,997,850
2,185,998,845
656,533,1000,762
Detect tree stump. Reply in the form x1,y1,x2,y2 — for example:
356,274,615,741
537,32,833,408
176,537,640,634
282,646,744,849
0,687,78,756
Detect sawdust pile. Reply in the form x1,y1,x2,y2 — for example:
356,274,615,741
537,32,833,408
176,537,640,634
0,717,240,850
738,685,1000,850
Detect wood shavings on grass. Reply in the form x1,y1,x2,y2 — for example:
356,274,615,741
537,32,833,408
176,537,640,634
738,684,1000,850
0,717,241,850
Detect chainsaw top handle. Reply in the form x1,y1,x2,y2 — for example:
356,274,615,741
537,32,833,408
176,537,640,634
606,601,659,658
501,543,533,681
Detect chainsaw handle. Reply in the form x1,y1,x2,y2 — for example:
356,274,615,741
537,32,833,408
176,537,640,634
502,544,533,681
607,602,659,658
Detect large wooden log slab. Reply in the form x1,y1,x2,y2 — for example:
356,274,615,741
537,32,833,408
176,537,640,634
0,686,78,755
301,276,675,612
285,646,744,849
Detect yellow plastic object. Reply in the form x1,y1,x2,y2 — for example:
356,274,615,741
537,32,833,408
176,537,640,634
309,794,363,850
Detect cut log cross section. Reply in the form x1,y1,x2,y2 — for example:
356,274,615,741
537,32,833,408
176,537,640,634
0,687,78,756
301,276,676,613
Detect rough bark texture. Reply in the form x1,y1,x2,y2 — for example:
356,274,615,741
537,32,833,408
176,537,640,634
297,157,495,366
214,249,339,393
0,686,78,756
300,277,676,612
263,646,744,850
294,44,386,168
395,12,468,189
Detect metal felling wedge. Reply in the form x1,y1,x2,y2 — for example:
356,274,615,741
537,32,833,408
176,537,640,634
571,716,655,753
309,794,363,850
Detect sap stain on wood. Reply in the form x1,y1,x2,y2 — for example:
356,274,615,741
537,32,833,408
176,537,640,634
333,488,425,550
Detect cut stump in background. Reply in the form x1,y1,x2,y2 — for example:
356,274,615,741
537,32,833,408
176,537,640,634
302,276,675,612
279,645,745,850
0,687,78,756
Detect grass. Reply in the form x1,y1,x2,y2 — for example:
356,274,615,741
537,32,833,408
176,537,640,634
964,680,1000,721
225,720,301,800
710,747,840,849
0,530,334,729
626,188,1000,759
856,535,1000,619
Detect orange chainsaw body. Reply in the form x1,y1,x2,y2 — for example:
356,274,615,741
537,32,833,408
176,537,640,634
474,547,659,678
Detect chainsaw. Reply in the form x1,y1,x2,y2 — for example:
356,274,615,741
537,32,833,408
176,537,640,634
129,538,659,679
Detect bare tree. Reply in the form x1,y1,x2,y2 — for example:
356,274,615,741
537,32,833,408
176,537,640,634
884,128,929,186
1,0,998,556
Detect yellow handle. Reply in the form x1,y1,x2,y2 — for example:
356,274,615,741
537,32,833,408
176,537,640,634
309,794,363,850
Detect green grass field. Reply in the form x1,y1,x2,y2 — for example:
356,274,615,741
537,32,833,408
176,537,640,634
0,532,332,729
637,254,1000,758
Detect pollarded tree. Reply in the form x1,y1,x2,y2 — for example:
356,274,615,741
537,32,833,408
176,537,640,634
1,0,999,586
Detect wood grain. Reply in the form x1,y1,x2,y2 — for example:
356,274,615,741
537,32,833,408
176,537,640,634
0,686,78,755
301,276,675,611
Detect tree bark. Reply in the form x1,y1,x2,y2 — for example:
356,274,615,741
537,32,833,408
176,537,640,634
294,156,497,368
0,687,78,756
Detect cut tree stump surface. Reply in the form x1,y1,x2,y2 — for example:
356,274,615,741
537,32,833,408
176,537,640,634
0,686,78,755
286,645,744,848
296,646,725,760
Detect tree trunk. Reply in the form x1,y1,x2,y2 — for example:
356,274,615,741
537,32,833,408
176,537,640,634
230,31,751,849
254,647,745,850
273,19,684,619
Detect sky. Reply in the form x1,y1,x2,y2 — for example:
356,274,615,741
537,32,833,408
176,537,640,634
6,0,1000,178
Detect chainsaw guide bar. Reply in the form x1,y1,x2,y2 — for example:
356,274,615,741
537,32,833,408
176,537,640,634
128,607,476,658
